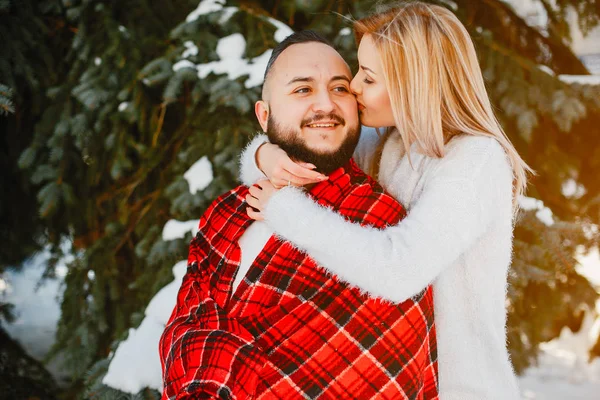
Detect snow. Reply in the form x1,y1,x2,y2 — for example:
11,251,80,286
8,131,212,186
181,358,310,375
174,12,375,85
102,318,165,392
267,17,294,43
537,64,555,76
172,59,196,72
219,7,237,24
118,102,129,112
94,57,102,66
518,196,555,226
182,41,198,58
186,0,226,22
340,28,351,36
145,261,187,323
55,263,68,278
176,2,293,88
506,0,600,59
183,155,213,194
520,349,600,400
102,261,187,393
185,0,237,24
519,247,600,398
578,247,600,287
503,0,549,36
162,219,200,241
191,33,273,88
562,178,586,199
0,254,63,345
580,54,600,75
567,9,600,58
559,75,600,85
0,241,74,384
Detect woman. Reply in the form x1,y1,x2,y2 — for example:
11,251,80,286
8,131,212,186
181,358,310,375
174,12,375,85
241,2,531,399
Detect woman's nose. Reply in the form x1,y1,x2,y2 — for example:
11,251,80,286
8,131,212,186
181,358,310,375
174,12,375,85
350,74,361,95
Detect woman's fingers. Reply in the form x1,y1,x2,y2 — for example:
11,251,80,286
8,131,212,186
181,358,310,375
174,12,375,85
245,193,262,211
284,160,327,181
246,181,275,219
246,207,264,221
271,161,327,187
274,176,325,187
296,161,317,170
248,184,262,199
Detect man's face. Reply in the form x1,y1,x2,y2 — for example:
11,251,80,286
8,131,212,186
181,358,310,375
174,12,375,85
260,42,360,173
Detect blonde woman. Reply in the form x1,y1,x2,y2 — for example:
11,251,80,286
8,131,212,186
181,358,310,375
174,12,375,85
241,2,531,399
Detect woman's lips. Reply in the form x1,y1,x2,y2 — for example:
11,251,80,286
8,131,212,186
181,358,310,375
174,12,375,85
358,103,366,111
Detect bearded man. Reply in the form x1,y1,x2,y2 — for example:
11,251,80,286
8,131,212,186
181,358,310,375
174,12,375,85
159,31,437,400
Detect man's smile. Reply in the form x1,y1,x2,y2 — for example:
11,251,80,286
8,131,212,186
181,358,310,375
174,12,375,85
304,121,340,130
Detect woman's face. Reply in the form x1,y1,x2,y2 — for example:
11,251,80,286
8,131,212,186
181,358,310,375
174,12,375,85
350,34,396,128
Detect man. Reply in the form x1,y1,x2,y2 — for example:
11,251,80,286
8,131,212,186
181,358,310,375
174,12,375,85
159,31,438,400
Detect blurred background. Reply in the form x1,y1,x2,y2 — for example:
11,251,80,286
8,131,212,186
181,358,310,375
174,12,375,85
1,0,599,399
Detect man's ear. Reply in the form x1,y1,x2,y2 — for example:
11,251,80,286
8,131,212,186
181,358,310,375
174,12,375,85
255,100,269,132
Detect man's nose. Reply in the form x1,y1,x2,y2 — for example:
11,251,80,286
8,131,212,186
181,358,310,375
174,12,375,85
311,90,335,113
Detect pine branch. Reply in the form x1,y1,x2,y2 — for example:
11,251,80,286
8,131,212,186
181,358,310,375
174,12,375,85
0,83,15,115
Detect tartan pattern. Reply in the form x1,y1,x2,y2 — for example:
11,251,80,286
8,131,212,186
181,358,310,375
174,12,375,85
159,159,438,399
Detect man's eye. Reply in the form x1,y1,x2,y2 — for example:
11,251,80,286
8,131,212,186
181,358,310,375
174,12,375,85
333,86,350,92
294,88,310,94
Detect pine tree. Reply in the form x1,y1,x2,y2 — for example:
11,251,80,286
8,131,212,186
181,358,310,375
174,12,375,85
1,4,69,392
0,0,67,284
3,0,600,397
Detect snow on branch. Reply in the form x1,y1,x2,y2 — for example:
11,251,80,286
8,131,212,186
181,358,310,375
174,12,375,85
518,196,555,226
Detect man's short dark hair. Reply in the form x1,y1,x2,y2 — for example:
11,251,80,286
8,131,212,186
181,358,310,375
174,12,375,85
263,30,333,84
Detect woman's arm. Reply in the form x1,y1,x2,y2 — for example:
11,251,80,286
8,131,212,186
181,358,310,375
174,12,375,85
238,134,269,186
260,140,511,303
238,128,384,187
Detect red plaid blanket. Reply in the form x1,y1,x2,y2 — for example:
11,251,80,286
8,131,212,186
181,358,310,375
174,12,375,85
159,159,438,399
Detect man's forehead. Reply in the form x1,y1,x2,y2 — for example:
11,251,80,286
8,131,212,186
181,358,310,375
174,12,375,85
271,42,351,83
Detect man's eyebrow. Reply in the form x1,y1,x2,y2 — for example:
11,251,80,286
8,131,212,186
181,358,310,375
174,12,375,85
287,76,314,85
360,65,376,74
286,75,351,85
331,75,351,84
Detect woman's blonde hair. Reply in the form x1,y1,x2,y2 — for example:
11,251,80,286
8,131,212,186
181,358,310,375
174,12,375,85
354,1,533,212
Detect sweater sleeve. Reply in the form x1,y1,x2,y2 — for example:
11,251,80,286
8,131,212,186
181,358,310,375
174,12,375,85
239,134,269,186
238,128,383,186
263,143,507,303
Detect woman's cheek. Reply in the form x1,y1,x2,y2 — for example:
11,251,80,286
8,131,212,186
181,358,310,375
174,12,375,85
364,92,382,124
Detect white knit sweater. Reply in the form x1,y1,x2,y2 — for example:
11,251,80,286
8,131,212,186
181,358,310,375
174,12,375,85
239,128,521,400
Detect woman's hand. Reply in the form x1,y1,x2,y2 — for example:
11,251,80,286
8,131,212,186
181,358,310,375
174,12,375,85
246,180,279,221
257,142,327,188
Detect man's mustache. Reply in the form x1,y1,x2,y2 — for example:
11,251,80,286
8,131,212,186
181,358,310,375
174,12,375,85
301,113,345,127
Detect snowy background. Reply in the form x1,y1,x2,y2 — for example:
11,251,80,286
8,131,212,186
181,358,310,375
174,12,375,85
2,0,600,398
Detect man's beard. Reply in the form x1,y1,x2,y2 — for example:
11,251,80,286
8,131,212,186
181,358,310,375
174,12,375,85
266,113,360,174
